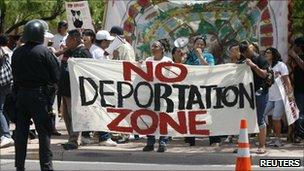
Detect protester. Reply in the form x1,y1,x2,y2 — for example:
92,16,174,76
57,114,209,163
184,36,215,66
109,26,135,61
13,37,25,51
224,41,241,144
82,29,96,51
172,37,188,63
288,37,304,142
91,30,114,60
87,30,118,146
263,47,292,147
238,40,274,154
183,36,219,147
107,26,138,143
80,29,96,142
228,41,240,63
0,35,14,148
52,20,68,51
59,29,92,150
143,40,172,153
38,19,61,136
172,47,186,63
250,42,260,54
12,19,60,171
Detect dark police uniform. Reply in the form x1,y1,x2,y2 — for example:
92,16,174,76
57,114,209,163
11,20,59,171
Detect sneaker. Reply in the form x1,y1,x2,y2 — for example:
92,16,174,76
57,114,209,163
81,137,97,145
233,149,238,153
117,136,129,144
99,139,117,147
52,131,62,136
293,137,302,143
224,136,233,143
62,143,78,150
129,134,141,140
143,145,154,152
157,146,167,153
273,139,283,147
0,136,14,148
211,143,220,147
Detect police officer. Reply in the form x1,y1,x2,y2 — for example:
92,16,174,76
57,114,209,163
12,19,59,171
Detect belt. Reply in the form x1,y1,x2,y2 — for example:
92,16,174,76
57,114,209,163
19,86,47,91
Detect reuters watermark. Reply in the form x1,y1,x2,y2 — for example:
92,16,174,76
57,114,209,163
259,159,302,168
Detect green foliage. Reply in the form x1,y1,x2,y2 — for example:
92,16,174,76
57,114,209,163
1,0,105,35
292,0,304,36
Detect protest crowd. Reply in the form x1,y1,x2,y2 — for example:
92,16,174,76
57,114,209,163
0,14,304,171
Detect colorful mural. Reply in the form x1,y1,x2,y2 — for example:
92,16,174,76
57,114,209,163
105,0,289,62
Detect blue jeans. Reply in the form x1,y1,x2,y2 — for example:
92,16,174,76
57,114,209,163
147,136,168,147
0,84,11,138
264,100,285,120
256,93,268,129
99,132,111,141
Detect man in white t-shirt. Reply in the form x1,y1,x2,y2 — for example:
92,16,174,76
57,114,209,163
52,21,68,51
91,30,114,60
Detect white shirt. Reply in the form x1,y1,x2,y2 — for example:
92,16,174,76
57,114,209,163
268,61,289,101
52,33,68,51
90,44,108,60
116,41,135,62
0,46,13,63
145,56,172,62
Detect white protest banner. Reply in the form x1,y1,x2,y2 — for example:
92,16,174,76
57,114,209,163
276,77,299,125
68,59,259,137
65,1,94,31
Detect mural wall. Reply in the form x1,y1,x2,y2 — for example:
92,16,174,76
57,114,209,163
104,0,289,62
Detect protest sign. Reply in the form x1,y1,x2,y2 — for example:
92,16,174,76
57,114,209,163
106,36,125,59
68,59,259,137
276,77,299,125
65,1,94,31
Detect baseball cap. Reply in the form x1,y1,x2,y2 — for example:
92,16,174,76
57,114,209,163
110,26,124,35
96,30,115,41
174,37,189,48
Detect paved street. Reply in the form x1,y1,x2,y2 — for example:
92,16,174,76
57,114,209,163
1,120,303,170
1,159,303,171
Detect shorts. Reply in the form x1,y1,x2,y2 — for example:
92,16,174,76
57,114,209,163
256,93,268,129
264,100,285,120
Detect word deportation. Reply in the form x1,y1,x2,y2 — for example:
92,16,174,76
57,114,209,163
77,62,255,135
79,62,255,112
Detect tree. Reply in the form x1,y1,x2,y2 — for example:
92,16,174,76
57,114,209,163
292,0,304,36
1,0,65,34
0,0,105,35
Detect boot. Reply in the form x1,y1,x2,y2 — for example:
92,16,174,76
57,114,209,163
50,114,61,136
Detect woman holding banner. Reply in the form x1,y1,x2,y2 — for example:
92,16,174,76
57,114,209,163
263,47,293,147
183,36,219,147
142,40,172,153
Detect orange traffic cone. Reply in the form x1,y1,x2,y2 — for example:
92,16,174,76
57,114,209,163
235,119,251,171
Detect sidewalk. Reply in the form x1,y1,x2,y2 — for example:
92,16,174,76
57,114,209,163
1,120,303,165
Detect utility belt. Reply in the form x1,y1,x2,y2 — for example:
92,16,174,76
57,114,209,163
18,85,56,97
